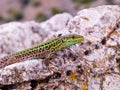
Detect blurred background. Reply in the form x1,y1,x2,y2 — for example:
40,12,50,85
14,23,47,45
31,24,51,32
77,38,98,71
0,0,119,24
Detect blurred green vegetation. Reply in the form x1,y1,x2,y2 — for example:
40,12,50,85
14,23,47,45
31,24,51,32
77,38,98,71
72,0,95,4
8,10,23,21
0,14,4,21
0,0,118,24
51,7,64,15
106,0,115,4
32,1,41,7
20,0,30,6
35,13,47,22
0,10,24,23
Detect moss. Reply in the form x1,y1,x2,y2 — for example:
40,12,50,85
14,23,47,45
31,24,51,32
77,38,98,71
72,0,95,4
35,13,47,22
51,7,63,15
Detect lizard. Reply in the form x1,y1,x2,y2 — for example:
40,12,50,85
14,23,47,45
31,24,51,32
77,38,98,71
0,34,84,69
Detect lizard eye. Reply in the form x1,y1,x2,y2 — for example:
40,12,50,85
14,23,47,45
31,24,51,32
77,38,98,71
58,34,62,37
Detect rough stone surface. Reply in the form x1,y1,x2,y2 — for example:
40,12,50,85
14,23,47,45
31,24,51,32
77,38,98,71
0,5,120,90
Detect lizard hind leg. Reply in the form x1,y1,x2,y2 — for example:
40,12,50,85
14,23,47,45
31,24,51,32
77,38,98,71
44,51,57,66
44,53,53,68
43,53,57,73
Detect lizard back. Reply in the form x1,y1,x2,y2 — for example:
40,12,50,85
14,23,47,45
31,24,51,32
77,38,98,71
0,34,84,69
0,36,63,68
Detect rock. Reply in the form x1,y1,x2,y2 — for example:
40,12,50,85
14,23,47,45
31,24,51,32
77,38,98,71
0,5,120,90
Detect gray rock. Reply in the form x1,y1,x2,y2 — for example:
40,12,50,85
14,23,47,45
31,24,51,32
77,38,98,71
0,5,120,90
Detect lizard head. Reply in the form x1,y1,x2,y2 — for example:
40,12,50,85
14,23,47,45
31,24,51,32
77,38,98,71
60,34,84,48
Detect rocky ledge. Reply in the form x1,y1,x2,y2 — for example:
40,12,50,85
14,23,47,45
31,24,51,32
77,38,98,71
0,5,120,90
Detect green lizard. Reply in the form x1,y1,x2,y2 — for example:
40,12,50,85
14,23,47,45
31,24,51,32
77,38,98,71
0,34,84,69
